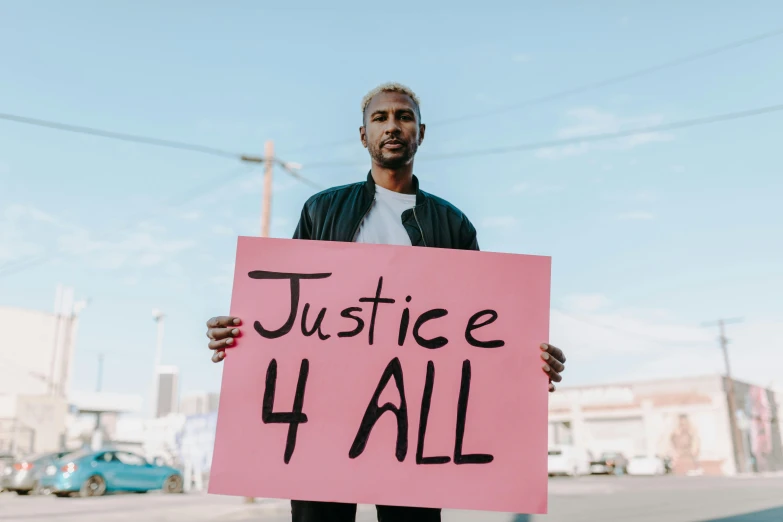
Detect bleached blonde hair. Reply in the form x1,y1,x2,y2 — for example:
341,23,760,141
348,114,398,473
361,82,421,123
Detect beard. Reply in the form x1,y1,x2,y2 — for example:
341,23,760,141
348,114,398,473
368,139,418,168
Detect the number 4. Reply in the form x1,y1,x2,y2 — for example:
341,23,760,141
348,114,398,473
262,358,310,464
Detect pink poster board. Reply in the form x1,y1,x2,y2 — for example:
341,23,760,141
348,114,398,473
209,237,551,513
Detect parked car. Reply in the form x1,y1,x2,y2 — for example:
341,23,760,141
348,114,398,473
39,449,183,497
627,455,668,476
547,445,592,477
589,451,629,475
1,450,75,495
1,453,15,492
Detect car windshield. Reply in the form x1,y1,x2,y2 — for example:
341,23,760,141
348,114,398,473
58,449,94,463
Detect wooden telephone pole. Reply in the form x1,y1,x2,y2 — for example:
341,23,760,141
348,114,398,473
704,317,745,474
261,140,274,238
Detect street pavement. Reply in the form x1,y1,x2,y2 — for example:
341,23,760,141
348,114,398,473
1,475,781,522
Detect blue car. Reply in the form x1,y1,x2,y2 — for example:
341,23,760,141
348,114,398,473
39,449,183,497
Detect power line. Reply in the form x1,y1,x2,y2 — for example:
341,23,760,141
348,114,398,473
434,27,783,126
0,113,322,189
287,27,783,153
304,102,783,168
0,112,242,160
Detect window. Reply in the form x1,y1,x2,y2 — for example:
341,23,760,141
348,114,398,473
114,452,147,466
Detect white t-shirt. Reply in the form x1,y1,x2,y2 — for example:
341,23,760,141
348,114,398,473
354,184,417,246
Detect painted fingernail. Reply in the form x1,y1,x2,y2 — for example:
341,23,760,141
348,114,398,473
540,343,548,350
543,364,551,372
225,338,233,345
541,352,550,360
231,329,239,336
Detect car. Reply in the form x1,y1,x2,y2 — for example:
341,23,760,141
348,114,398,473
38,449,183,497
589,451,629,475
547,445,592,477
627,455,668,476
1,450,75,495
0,453,15,492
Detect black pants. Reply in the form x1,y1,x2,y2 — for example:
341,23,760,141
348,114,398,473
291,500,441,521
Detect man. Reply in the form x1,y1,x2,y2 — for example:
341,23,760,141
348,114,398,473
205,83,567,522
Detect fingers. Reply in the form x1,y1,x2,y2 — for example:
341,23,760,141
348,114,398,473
206,316,242,365
208,338,235,351
206,316,242,329
540,343,565,364
542,363,563,383
207,327,241,342
549,382,556,393
540,350,565,373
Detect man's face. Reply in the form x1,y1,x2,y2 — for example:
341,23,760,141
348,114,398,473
360,91,425,169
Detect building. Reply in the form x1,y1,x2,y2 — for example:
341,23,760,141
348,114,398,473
155,366,179,418
0,286,86,455
548,375,783,476
180,392,220,417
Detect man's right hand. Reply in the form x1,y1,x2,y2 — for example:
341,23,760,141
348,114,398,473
206,316,242,363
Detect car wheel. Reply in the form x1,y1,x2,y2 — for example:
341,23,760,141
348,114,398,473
15,490,30,496
54,492,72,498
162,474,183,494
80,475,107,498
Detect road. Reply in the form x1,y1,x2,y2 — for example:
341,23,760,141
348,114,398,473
1,476,781,522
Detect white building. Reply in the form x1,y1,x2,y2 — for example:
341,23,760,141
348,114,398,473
180,392,220,417
549,375,783,476
155,366,179,418
0,286,86,455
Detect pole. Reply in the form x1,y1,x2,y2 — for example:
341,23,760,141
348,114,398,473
152,310,165,417
704,317,745,474
97,353,104,392
95,353,104,434
49,285,64,395
261,140,274,238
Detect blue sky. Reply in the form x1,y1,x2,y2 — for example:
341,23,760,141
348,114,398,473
1,1,782,407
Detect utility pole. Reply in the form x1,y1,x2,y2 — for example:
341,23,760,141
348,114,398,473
261,140,274,238
240,140,308,240
97,353,104,392
704,317,745,474
152,309,166,418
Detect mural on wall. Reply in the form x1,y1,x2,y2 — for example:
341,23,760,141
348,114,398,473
736,384,783,472
668,413,702,475
655,407,726,476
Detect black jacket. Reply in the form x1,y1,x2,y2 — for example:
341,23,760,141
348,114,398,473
292,172,479,251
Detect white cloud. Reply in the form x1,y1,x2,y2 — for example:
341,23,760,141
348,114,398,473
57,229,196,270
511,183,528,193
671,165,686,173
617,211,655,221
482,216,518,228
512,53,532,63
562,293,610,313
550,294,783,388
536,107,674,160
0,203,196,272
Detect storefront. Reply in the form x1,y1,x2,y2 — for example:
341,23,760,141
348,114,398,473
548,375,783,476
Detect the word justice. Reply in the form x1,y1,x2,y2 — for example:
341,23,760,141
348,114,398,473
263,357,494,466
248,270,506,349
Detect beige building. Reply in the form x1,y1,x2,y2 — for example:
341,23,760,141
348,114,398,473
0,286,87,455
548,375,783,476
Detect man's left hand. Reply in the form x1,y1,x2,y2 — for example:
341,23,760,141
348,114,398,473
540,343,566,393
